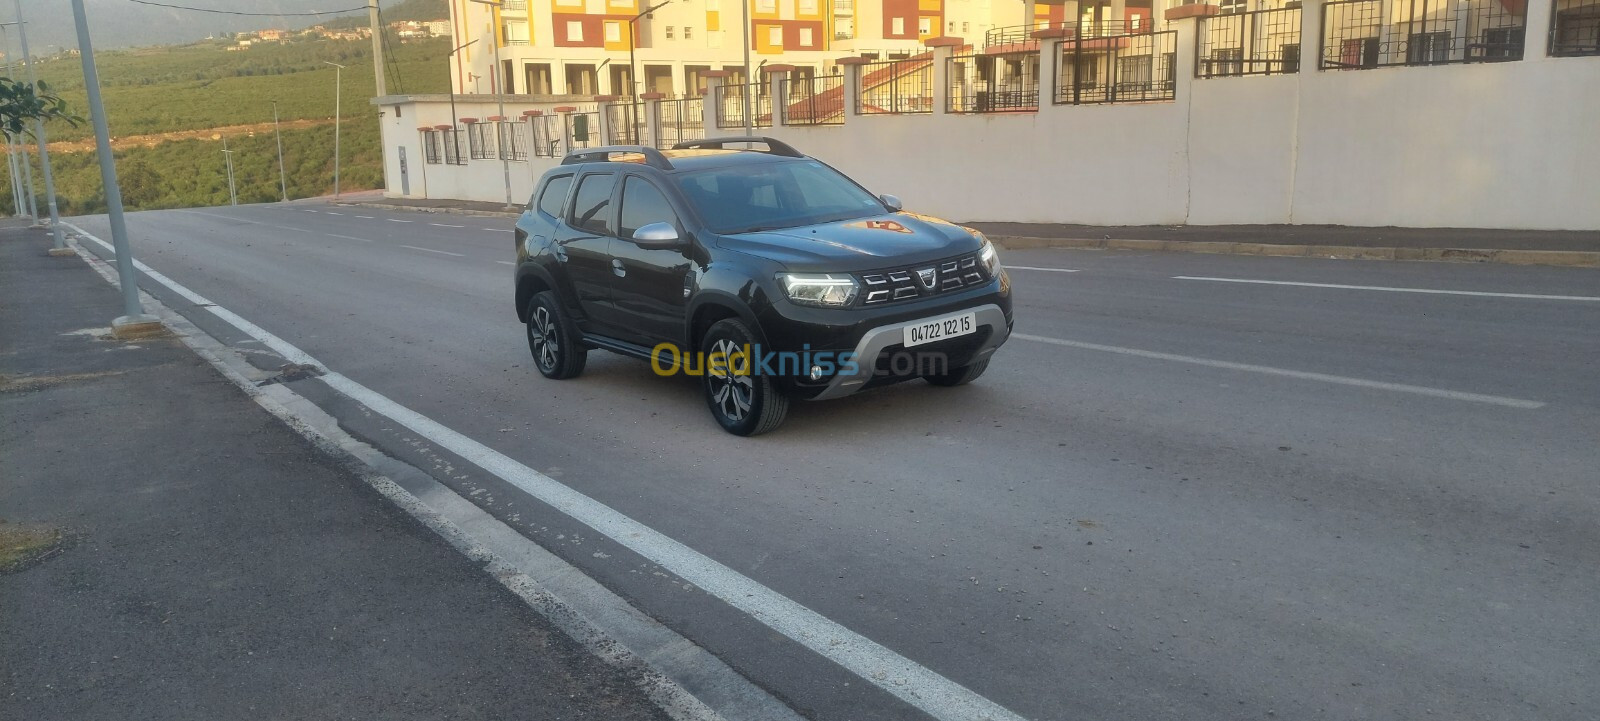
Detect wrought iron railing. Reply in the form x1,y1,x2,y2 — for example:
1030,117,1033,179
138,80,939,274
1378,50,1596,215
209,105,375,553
1056,30,1178,104
1198,7,1303,76
947,50,1040,112
858,57,934,113
566,110,600,149
1551,0,1600,56
529,115,562,157
1321,0,1526,69
781,74,846,126
421,130,442,164
468,122,496,159
654,97,705,149
714,82,772,129
605,102,646,145
985,19,1150,49
497,121,529,161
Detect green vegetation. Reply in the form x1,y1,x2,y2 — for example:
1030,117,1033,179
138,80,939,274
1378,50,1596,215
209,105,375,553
0,35,449,215
324,0,448,29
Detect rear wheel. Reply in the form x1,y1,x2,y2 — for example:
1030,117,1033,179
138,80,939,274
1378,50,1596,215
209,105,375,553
924,358,989,387
701,319,788,436
526,291,586,379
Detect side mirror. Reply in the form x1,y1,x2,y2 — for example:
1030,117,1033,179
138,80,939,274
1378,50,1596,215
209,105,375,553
879,194,903,212
632,222,684,250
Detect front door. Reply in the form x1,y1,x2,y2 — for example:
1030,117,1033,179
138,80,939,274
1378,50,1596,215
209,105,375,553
608,174,693,347
552,172,620,333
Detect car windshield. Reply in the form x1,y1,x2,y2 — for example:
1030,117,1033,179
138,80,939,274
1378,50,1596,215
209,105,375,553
674,160,887,235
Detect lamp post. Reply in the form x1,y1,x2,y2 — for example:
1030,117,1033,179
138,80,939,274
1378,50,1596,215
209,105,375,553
446,38,478,167
740,0,752,135
221,135,237,206
324,61,345,199
628,0,673,145
467,0,514,209
0,25,35,222
272,101,288,202
69,0,160,337
8,6,68,253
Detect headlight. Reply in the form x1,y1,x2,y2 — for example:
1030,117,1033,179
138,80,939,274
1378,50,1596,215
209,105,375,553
978,235,1000,276
779,273,858,307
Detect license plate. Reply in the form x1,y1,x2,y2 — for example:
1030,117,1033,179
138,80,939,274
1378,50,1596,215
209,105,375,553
903,312,977,348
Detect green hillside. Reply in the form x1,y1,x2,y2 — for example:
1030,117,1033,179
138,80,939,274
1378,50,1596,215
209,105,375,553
324,0,449,29
0,36,449,215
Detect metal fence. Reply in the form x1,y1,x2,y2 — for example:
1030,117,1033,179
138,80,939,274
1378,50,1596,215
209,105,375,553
1552,0,1600,55
604,102,647,145
1198,7,1303,76
985,19,1148,49
781,74,846,126
468,122,495,160
714,82,772,129
441,128,467,165
530,115,562,157
1056,30,1178,104
654,97,705,149
421,130,442,164
566,110,600,149
858,57,935,114
947,51,1040,113
1321,0,1526,69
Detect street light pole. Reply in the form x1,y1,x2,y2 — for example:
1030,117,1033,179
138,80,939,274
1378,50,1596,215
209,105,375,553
272,101,288,202
629,0,673,145
741,0,753,136
467,0,513,209
69,0,160,336
0,26,36,221
221,135,237,206
324,61,345,199
11,2,67,252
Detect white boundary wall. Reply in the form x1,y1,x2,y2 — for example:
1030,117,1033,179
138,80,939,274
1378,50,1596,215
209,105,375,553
377,12,1600,230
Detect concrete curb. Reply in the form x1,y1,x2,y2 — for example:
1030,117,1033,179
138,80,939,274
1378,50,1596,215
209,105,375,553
991,235,1600,268
341,202,520,219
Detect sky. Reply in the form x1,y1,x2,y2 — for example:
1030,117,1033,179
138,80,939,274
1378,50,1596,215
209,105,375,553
2,0,384,53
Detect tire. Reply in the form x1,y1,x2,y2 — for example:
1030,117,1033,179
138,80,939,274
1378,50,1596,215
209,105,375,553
526,291,587,380
924,358,989,387
700,318,789,436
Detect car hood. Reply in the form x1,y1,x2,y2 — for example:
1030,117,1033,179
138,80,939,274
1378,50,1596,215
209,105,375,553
715,212,984,271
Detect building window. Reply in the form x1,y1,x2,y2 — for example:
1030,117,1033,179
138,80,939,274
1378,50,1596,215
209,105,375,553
685,26,693,39
948,21,955,34
962,21,968,33
799,27,813,46
1406,31,1450,65
918,17,931,35
757,0,776,13
798,0,817,14
892,17,904,35
605,21,622,42
666,25,675,39
768,26,783,45
567,21,584,41
1219,0,1247,14
503,20,530,45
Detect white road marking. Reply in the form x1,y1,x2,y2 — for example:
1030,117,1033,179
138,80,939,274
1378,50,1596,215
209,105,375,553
1005,265,1080,273
328,234,375,242
401,245,465,257
430,223,465,228
1173,276,1600,302
64,220,1029,721
355,215,375,219
325,211,343,215
495,260,516,265
486,228,514,233
387,219,413,223
301,209,319,213
1014,333,1546,409
281,227,314,234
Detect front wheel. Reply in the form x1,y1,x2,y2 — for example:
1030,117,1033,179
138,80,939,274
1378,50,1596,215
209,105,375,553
526,291,587,379
700,319,789,436
924,358,989,387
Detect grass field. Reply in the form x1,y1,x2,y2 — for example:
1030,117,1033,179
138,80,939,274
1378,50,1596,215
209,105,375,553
1,36,449,215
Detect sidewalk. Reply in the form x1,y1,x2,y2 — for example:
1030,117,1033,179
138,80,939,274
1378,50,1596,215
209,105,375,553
0,223,669,720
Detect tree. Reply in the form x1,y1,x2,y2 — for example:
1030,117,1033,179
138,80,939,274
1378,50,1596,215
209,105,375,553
118,157,165,208
0,78,80,137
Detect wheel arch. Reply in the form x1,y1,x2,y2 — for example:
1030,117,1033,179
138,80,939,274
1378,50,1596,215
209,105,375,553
515,265,558,323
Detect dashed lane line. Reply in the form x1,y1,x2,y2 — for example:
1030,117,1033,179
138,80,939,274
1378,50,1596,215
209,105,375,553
401,245,465,257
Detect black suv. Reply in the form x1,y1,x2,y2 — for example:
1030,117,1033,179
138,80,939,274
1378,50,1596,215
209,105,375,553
513,137,1013,435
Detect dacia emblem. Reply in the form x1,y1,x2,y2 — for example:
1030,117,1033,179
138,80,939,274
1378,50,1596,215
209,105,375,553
916,267,937,289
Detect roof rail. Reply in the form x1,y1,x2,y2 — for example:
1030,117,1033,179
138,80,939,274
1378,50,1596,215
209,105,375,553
561,145,674,170
670,136,804,158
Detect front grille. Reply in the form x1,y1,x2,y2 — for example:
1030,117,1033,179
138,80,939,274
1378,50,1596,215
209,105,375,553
858,253,986,305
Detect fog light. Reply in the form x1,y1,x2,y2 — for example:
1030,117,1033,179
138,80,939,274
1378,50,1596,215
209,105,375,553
809,365,825,381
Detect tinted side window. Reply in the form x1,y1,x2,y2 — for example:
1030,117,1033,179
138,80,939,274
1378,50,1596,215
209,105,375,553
618,176,679,239
537,174,573,218
570,173,616,235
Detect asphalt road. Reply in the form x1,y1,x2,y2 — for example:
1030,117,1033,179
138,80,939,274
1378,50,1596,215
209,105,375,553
69,201,1600,721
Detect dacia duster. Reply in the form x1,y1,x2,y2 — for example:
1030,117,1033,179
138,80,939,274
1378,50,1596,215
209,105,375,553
512,137,1013,436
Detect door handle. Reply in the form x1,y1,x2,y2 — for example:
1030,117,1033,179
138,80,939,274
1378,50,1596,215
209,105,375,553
612,258,626,278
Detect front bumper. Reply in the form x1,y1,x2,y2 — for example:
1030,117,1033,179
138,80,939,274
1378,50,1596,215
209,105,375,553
808,302,1012,400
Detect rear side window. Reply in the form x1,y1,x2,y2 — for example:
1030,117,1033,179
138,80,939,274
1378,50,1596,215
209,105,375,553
570,173,616,236
537,174,572,218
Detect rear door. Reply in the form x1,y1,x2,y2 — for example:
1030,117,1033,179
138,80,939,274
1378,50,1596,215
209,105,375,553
551,171,621,333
